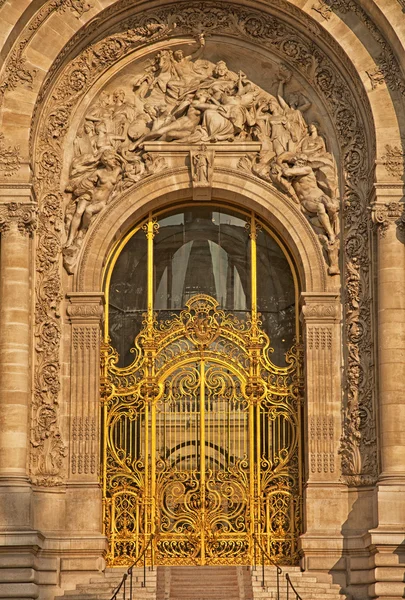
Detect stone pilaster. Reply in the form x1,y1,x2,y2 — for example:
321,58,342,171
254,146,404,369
0,200,36,529
299,292,346,574
66,292,104,534
368,186,405,600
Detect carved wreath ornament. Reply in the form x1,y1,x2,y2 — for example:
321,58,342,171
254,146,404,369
33,2,377,486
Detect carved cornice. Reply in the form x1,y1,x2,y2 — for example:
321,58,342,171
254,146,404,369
0,202,37,236
370,200,405,237
301,294,341,323
67,293,104,323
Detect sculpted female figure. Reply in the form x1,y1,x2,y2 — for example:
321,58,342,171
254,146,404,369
65,150,123,248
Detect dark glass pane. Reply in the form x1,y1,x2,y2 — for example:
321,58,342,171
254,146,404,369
108,227,147,366
154,207,250,316
256,229,295,366
108,207,297,369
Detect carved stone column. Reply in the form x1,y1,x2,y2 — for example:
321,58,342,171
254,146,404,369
368,189,405,599
66,292,104,532
0,201,36,528
299,293,346,573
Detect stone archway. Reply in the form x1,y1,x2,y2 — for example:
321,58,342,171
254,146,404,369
1,1,405,597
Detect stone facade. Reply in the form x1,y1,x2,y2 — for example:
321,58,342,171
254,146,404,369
0,0,404,599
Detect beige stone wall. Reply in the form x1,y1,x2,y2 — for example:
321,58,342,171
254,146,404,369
0,1,404,599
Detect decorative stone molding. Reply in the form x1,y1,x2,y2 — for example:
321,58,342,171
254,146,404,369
0,202,37,235
0,134,22,176
300,294,340,322
67,293,104,479
32,1,376,487
31,192,65,487
370,200,405,237
381,144,405,179
340,257,378,486
0,0,92,101
311,0,405,96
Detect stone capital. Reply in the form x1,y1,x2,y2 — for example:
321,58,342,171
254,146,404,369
370,199,405,237
66,293,104,323
300,293,341,324
0,202,37,236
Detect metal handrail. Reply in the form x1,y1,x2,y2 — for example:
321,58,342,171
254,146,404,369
110,533,154,600
286,573,303,600
252,533,282,600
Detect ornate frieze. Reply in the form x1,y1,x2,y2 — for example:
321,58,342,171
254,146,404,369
0,202,37,235
33,1,376,486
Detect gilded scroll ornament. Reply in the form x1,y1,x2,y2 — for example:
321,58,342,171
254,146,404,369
102,295,302,565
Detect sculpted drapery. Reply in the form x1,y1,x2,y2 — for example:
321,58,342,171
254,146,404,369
63,38,340,275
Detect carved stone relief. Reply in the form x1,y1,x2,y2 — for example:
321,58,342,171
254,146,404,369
33,2,377,486
302,296,340,481
0,134,22,176
310,415,335,474
381,144,405,179
191,144,215,200
63,44,340,273
67,294,103,479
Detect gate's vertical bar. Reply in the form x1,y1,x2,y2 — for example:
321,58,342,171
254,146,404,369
144,212,158,555
249,212,259,557
200,358,206,565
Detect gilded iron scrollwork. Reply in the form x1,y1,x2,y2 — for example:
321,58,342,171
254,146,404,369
102,295,302,566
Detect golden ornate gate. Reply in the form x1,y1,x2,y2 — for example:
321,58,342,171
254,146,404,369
101,213,303,566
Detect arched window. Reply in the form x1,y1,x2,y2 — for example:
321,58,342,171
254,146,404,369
102,203,302,566
106,204,298,366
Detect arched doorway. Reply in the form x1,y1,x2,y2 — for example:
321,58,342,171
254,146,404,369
101,203,303,566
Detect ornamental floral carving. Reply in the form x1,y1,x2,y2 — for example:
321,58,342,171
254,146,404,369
33,1,377,486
